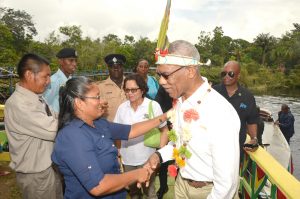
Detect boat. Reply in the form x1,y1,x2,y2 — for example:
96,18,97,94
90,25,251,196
238,108,298,199
260,108,292,171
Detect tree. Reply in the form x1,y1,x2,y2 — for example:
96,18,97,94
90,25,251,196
124,35,135,45
1,8,37,55
133,37,156,67
195,31,212,64
254,33,277,66
103,34,122,44
0,22,18,66
59,25,82,48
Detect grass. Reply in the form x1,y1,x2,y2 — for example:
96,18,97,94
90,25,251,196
0,162,175,199
0,162,22,199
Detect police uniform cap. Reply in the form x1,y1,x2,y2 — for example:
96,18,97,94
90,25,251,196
56,48,78,58
104,54,126,66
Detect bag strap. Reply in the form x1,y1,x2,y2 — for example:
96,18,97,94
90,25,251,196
148,100,155,119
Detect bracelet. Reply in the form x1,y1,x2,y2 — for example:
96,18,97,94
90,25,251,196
154,151,163,164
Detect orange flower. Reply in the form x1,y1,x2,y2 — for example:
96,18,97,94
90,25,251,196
183,109,199,123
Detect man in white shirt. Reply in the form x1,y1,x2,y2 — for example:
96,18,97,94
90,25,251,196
144,40,241,199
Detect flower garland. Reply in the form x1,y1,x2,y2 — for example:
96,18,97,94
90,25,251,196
167,86,211,177
167,109,198,168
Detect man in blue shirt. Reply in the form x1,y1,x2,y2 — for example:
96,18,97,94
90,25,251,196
275,104,295,144
44,48,78,113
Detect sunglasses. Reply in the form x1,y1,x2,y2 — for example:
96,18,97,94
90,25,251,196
124,88,140,93
156,67,184,80
220,71,235,78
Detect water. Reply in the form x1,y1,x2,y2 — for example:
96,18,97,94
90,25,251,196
255,95,300,180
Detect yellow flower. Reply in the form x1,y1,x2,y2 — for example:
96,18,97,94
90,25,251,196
176,156,186,168
172,148,179,159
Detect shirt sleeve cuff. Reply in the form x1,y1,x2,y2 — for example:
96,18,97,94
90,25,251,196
158,144,173,163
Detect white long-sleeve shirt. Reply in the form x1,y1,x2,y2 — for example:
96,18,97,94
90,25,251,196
159,80,240,199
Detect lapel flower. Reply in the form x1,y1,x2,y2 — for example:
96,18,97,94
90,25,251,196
183,109,199,123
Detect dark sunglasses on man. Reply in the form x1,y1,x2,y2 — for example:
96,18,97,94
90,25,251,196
220,71,235,78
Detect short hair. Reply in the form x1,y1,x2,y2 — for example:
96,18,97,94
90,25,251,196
168,40,200,61
123,74,149,98
17,53,50,79
58,76,94,131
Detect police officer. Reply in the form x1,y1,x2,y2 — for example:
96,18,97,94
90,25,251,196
97,54,127,122
44,48,78,113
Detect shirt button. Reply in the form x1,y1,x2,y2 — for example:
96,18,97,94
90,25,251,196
102,135,104,138
112,144,115,147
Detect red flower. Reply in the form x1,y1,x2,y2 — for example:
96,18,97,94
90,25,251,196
160,49,169,57
154,48,169,61
168,164,178,178
183,109,199,123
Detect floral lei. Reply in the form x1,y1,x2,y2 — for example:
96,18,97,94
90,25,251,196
167,86,211,176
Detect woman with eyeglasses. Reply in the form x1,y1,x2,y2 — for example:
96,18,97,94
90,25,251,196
114,74,169,199
51,76,169,199
135,59,159,100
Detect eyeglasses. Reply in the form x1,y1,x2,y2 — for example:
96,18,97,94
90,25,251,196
81,95,101,100
156,67,184,80
124,88,140,93
220,71,235,78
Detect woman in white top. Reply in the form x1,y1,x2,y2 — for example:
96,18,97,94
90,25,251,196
114,74,168,199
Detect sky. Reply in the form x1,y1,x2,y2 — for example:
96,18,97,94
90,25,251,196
1,0,300,44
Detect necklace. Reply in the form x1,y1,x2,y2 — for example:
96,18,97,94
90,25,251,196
167,84,211,169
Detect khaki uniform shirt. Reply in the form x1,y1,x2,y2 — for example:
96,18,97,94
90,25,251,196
4,83,58,173
97,77,126,122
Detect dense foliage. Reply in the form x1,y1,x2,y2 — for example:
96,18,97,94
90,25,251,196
1,7,300,95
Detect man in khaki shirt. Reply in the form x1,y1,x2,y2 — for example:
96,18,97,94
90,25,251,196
4,53,63,199
97,54,127,122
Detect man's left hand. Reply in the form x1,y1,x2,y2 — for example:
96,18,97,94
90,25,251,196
243,138,259,152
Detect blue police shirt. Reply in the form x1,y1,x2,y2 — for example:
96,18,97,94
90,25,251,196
43,69,69,113
52,118,130,199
